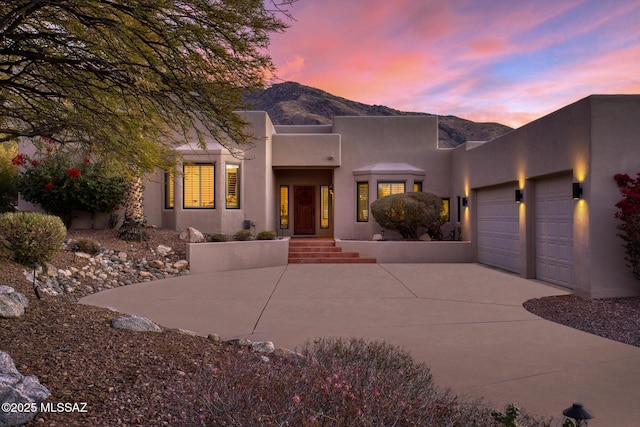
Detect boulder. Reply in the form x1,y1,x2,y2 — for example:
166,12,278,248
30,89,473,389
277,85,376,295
419,233,432,241
179,227,204,243
0,351,51,426
0,286,28,309
372,234,384,241
0,294,24,318
112,314,162,332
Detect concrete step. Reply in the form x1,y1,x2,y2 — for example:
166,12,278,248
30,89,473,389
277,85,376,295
288,239,376,264
289,246,343,253
289,252,361,259
288,257,377,264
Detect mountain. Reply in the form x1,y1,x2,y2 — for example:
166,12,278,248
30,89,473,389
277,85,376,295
243,81,513,147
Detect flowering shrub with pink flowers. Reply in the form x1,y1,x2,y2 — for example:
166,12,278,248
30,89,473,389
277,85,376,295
614,173,640,280
15,142,126,226
188,338,552,426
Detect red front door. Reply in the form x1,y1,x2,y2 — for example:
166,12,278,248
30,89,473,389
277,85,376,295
294,186,315,235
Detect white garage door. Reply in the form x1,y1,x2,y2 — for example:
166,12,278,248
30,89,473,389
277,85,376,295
477,185,520,273
535,175,573,288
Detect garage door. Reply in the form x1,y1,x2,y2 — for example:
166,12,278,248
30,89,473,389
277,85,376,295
535,175,573,288
477,185,520,273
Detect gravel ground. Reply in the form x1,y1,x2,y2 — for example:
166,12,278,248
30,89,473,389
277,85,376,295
1,228,640,425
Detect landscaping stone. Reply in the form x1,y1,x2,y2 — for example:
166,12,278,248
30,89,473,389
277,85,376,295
156,245,173,256
179,227,204,243
0,294,24,318
112,314,162,332
20,248,190,300
226,338,251,346
251,341,275,354
0,351,51,427
148,259,165,269
0,286,28,310
173,260,189,270
372,233,383,241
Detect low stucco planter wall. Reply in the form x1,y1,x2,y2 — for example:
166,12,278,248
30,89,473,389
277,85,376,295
335,239,472,263
187,238,289,274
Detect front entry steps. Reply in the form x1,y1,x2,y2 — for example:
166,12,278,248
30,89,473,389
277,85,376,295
288,239,376,264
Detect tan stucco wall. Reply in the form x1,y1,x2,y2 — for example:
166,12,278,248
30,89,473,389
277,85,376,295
587,96,640,297
451,95,640,297
331,116,448,240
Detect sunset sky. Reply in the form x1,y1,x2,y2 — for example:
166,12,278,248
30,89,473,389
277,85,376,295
267,0,640,128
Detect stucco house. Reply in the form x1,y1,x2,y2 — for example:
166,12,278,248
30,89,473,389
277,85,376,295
140,95,640,298
16,94,640,297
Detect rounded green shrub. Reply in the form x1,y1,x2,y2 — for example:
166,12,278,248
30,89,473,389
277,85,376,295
233,229,254,241
208,233,229,242
371,192,446,240
256,230,276,240
0,212,66,265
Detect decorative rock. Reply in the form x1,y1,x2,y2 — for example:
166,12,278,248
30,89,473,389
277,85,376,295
227,338,252,346
44,263,58,277
75,251,92,259
419,233,432,241
0,351,51,426
173,260,189,271
372,234,384,241
207,333,221,343
156,245,173,256
251,341,275,354
138,271,153,278
148,259,165,269
0,286,28,309
0,294,24,318
111,314,162,332
179,227,205,243
118,251,128,260
171,328,198,336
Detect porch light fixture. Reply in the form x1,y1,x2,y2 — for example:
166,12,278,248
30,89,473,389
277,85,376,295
462,197,468,207
572,182,583,199
515,189,524,203
563,403,593,426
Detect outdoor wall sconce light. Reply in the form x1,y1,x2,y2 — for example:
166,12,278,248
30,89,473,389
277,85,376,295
462,197,468,207
563,403,593,426
572,182,583,199
515,189,524,203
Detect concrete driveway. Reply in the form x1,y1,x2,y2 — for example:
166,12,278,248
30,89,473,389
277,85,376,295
80,263,640,425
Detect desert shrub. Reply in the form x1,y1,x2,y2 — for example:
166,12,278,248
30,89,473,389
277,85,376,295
0,142,17,212
208,233,229,242
72,237,102,255
371,192,446,240
0,212,66,265
614,173,640,280
256,230,276,240
194,338,501,426
233,229,254,241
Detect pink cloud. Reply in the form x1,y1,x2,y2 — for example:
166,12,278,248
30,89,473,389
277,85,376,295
267,0,640,128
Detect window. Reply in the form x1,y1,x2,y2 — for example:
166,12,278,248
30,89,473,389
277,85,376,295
225,164,240,209
321,185,330,229
413,182,423,192
183,164,214,208
164,171,174,209
357,182,369,222
280,185,289,228
441,198,450,222
377,182,405,198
